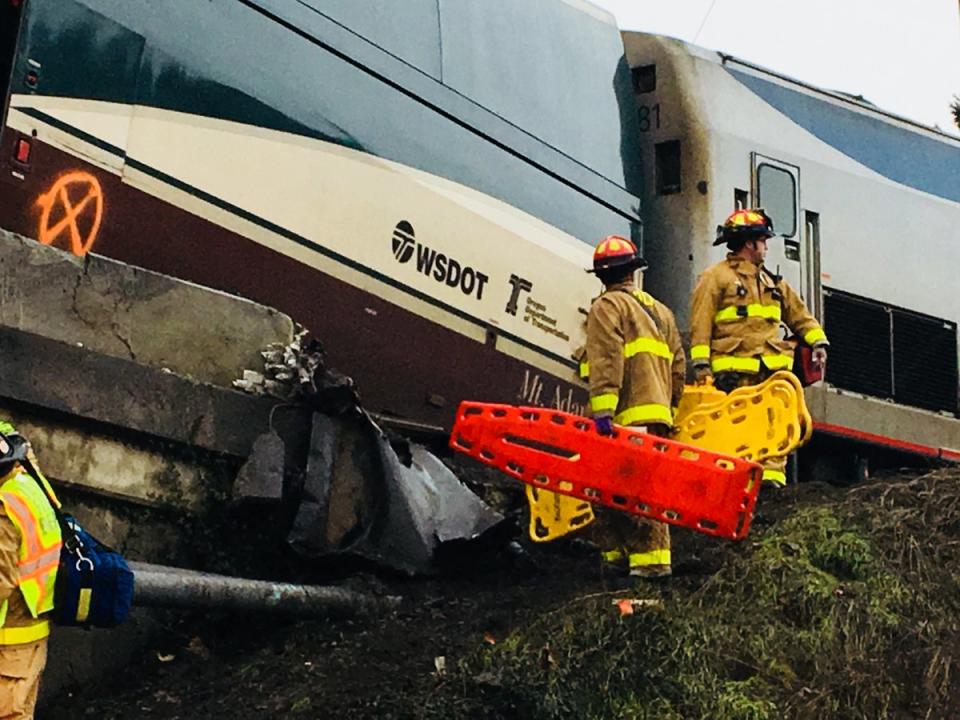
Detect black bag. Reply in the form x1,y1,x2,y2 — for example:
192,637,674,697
18,457,134,628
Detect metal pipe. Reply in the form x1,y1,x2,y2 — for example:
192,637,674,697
129,561,399,616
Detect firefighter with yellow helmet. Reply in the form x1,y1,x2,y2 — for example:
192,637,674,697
0,421,61,720
583,235,685,578
689,209,828,487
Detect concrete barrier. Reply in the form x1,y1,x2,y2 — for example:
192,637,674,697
0,229,294,386
0,230,311,701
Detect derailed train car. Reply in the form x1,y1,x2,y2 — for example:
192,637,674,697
2,0,960,473
624,32,960,474
0,0,640,424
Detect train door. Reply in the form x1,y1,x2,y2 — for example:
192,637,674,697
752,153,802,292
0,0,25,127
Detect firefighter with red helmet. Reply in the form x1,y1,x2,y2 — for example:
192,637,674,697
689,209,828,487
583,235,685,578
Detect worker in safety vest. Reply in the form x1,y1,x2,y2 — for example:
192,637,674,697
584,235,685,578
689,209,828,487
0,421,61,720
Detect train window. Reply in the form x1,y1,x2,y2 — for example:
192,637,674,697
632,65,656,94
655,140,681,195
757,164,797,236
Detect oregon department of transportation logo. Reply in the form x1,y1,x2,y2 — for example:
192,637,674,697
392,221,416,263
390,220,489,300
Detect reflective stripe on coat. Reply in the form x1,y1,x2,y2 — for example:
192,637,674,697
0,471,61,629
585,280,685,425
689,254,827,374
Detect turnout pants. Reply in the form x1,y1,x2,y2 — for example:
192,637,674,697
714,369,788,486
586,423,671,574
0,639,47,720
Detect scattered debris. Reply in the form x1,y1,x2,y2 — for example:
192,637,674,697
286,412,506,574
40,467,960,719
232,429,285,502
185,637,211,660
231,330,508,574
613,597,662,616
233,327,359,411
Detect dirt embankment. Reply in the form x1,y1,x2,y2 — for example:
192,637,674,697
45,466,960,720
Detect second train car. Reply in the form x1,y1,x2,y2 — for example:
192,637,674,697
624,32,960,474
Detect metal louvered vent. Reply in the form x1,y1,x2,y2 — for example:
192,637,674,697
823,290,892,399
823,288,958,414
892,310,958,413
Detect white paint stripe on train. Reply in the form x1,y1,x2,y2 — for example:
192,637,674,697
121,106,593,365
9,96,594,380
7,99,128,175
119,159,496,345
11,94,135,157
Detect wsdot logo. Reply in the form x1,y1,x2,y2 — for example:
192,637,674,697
390,220,489,301
392,221,416,263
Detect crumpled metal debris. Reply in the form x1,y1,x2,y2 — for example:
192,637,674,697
287,411,505,575
235,330,506,574
233,429,285,502
233,328,358,413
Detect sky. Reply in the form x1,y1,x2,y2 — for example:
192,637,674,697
588,0,960,135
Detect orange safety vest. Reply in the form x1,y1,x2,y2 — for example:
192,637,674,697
0,470,62,644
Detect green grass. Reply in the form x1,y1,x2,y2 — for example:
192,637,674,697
419,470,960,720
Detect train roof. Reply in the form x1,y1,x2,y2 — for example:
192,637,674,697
624,32,959,146
717,53,960,146
623,32,960,205
308,0,637,191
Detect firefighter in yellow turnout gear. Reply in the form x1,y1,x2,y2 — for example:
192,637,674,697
584,236,685,578
689,209,828,487
0,421,61,720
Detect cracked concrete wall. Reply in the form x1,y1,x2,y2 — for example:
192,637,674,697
0,232,300,702
4,408,212,516
0,229,294,387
